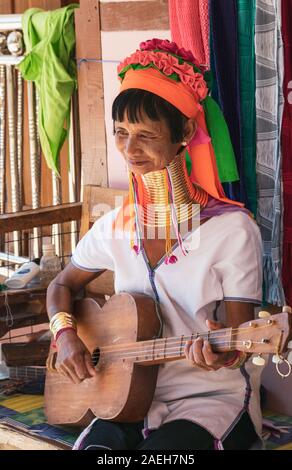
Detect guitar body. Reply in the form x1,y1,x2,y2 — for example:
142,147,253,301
45,294,292,427
44,293,161,426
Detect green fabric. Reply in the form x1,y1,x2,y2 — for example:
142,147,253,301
17,5,79,174
203,96,239,182
237,0,257,216
185,150,192,175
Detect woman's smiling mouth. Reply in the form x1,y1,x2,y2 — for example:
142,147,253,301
128,159,148,166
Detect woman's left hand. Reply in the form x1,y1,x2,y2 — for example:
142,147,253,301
184,319,235,371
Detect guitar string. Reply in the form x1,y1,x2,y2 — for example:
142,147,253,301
92,340,272,362
97,323,277,352
93,339,268,357
92,323,277,354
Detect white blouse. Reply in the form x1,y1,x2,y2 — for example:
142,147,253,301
72,208,263,443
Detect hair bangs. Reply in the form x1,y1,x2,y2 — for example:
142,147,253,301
112,89,188,143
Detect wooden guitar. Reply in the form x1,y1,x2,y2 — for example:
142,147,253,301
44,293,292,427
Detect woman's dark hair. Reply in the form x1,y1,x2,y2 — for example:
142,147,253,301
112,89,188,143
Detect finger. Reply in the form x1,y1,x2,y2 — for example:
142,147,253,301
193,338,207,367
206,319,224,331
84,352,97,377
57,362,75,381
56,365,69,378
73,356,92,381
202,340,220,369
184,340,192,360
61,362,82,384
46,356,54,372
46,351,57,372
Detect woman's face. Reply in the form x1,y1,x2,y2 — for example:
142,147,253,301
114,111,184,175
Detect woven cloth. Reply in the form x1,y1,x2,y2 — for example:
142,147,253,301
0,392,77,448
281,0,292,306
169,0,209,67
237,0,257,216
209,0,247,205
255,0,285,305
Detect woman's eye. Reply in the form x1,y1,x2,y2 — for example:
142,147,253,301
115,131,128,137
138,134,150,139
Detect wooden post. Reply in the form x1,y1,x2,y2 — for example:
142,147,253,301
0,2,14,14
75,0,108,189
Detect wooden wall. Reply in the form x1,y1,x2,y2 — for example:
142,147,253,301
100,0,169,31
75,0,170,189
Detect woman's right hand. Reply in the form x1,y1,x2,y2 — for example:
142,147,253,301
55,329,97,384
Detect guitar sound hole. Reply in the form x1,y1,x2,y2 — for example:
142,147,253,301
91,347,100,366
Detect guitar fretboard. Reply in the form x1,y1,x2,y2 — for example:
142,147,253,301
94,328,234,365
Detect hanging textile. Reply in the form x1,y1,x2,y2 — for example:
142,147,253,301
18,5,79,174
255,0,285,305
168,0,239,184
209,15,219,105
169,0,209,67
281,0,292,306
237,0,257,217
209,0,247,205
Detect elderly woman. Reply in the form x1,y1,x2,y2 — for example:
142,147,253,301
47,39,262,450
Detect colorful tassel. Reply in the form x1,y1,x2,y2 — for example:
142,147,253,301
164,169,172,259
165,254,178,265
165,167,188,258
129,171,143,255
128,171,136,251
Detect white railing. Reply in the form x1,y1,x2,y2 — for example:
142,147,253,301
0,14,22,31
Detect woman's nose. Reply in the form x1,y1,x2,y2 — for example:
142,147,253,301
125,135,138,157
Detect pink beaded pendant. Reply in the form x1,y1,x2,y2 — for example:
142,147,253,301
165,254,178,265
133,244,140,255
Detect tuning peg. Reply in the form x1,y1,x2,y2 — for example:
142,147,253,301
288,352,292,364
283,305,292,314
272,354,283,364
252,355,266,366
258,311,271,318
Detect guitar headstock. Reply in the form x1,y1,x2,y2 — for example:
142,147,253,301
235,306,292,377
236,307,292,355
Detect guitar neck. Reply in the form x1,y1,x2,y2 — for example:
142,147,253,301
139,329,233,365
99,328,233,366
91,312,291,367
